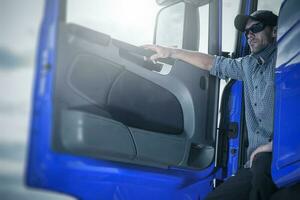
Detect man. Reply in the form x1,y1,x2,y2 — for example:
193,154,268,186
144,10,278,200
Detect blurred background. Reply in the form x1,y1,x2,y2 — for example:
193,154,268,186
0,0,73,199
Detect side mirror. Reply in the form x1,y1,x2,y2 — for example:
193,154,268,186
154,2,185,48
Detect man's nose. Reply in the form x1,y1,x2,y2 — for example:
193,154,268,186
247,31,255,39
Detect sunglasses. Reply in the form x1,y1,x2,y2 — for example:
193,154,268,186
244,22,266,37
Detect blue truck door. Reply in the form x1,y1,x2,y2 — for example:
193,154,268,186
25,0,223,199
272,0,300,188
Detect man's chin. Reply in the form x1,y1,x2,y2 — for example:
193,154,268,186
250,46,263,54
251,48,258,53
250,47,256,53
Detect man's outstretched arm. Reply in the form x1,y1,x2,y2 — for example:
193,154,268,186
143,45,214,71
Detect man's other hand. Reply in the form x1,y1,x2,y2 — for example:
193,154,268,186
250,141,273,168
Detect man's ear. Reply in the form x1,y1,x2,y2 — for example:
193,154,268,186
272,26,277,38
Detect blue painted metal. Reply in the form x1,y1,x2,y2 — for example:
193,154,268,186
222,0,251,178
271,0,300,188
272,60,300,188
226,81,243,176
25,0,216,199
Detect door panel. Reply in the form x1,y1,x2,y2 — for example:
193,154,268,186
53,22,216,168
272,0,300,187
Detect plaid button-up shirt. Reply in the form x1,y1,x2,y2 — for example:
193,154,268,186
210,43,277,161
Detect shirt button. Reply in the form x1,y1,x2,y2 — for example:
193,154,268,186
254,103,257,106
255,86,258,89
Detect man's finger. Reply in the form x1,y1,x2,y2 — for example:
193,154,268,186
142,44,156,51
150,54,160,62
249,152,255,168
143,56,148,61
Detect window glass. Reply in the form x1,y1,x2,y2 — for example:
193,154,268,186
198,4,209,53
67,0,159,45
155,3,185,48
257,0,281,15
222,0,240,53
219,0,241,106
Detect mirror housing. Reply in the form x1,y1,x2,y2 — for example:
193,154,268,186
156,0,181,6
156,0,211,7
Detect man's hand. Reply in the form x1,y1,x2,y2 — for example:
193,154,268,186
250,141,273,168
142,44,214,71
142,45,173,63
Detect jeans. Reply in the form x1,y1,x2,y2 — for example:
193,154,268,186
205,152,277,200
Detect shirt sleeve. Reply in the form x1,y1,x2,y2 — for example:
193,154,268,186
210,55,247,81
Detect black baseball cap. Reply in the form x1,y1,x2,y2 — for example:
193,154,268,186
234,10,278,32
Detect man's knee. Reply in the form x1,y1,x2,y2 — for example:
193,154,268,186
204,169,252,200
250,153,277,198
252,171,272,187
251,152,272,174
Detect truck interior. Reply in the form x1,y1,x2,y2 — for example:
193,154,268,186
52,0,283,178
25,0,300,199
52,0,220,170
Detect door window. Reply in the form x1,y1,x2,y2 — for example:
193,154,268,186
198,4,209,53
222,0,240,54
257,0,281,15
67,0,159,45
219,0,241,95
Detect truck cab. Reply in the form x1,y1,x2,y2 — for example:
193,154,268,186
26,0,300,199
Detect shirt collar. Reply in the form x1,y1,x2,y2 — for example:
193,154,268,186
251,42,277,65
